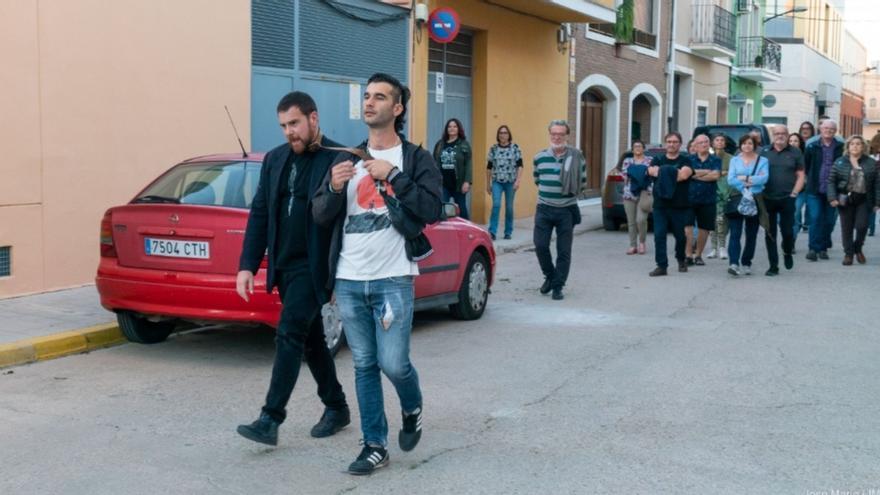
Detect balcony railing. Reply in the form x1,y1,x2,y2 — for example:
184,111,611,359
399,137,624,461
736,36,781,73
690,3,737,53
588,23,658,49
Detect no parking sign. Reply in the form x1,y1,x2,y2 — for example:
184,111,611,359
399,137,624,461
428,7,460,44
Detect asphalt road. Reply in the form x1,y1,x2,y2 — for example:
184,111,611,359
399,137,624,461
2,227,879,494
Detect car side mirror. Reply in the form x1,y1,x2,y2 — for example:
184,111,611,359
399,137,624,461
442,202,459,220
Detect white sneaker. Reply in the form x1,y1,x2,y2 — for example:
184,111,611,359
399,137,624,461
742,265,752,275
706,249,718,259
719,247,729,260
728,264,740,276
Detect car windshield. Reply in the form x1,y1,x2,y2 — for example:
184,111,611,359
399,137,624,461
135,161,262,209
704,126,755,145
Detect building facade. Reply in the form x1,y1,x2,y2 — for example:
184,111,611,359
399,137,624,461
763,0,844,127
839,30,868,137
729,0,782,124
863,73,880,143
671,0,735,138
568,0,671,195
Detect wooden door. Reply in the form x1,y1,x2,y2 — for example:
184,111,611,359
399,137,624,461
580,91,604,195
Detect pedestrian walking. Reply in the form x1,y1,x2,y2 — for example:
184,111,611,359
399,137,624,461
486,125,522,240
804,119,844,261
726,134,769,276
761,125,805,276
708,133,732,260
433,118,472,220
827,135,880,265
684,134,720,265
647,132,694,277
235,91,350,447
620,140,653,255
533,119,586,300
869,136,880,236
792,126,812,242
313,73,442,475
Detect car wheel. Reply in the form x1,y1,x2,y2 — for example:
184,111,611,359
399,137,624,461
450,251,489,320
321,302,346,357
117,311,175,344
603,213,618,231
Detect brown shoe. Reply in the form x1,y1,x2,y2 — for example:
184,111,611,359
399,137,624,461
842,255,853,266
856,252,867,264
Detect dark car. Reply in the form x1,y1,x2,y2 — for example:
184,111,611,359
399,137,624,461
601,145,664,231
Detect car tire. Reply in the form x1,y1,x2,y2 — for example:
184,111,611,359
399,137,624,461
321,302,346,357
603,213,618,231
450,251,490,320
117,311,175,344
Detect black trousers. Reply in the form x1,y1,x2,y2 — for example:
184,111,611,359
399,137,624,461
764,196,796,269
653,206,688,269
533,204,575,290
262,261,347,423
838,195,870,256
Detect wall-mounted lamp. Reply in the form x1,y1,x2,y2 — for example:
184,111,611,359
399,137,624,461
557,23,571,53
414,2,428,43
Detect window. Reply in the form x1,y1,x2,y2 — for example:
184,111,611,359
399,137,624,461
0,246,10,277
134,161,263,209
697,105,708,127
871,98,877,108
634,0,654,34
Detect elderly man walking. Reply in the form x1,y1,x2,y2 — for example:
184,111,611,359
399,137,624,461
532,120,586,301
761,125,805,275
804,119,844,261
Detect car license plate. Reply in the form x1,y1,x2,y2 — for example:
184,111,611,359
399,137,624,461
144,238,210,259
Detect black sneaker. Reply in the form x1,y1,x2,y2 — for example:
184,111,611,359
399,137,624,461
348,444,389,475
310,407,350,438
805,250,818,261
819,250,829,260
686,257,695,266
784,254,794,270
539,278,552,295
551,288,564,300
399,407,423,451
649,266,667,277
765,266,779,277
678,261,688,273
237,413,279,446
503,234,511,240
694,257,705,266
490,233,496,240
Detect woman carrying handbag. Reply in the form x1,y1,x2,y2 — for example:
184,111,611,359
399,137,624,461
726,134,769,276
827,135,880,265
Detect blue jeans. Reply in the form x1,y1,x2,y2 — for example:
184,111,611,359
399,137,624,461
442,187,469,220
806,193,838,252
793,191,812,234
335,277,422,447
489,181,515,237
728,215,760,267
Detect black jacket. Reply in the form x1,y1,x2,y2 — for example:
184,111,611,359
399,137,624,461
312,136,442,292
827,155,880,207
238,136,341,303
803,139,845,195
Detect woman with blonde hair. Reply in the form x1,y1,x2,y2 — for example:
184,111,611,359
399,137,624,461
620,140,653,254
828,135,880,265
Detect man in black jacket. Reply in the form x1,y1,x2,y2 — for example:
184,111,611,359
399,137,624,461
313,73,442,475
235,91,350,446
803,119,844,261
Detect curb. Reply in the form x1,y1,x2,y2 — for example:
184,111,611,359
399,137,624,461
0,323,125,369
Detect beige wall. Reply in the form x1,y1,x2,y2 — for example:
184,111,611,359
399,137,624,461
411,0,572,223
0,0,251,297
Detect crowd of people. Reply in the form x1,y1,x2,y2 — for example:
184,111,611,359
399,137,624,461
616,118,880,276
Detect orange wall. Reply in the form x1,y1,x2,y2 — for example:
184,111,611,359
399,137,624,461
0,0,250,297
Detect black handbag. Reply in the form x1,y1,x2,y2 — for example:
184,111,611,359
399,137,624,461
377,182,434,262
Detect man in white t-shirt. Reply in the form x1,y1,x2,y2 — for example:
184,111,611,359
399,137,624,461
313,73,442,475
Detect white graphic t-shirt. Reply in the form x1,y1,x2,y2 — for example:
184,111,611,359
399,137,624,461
335,144,419,281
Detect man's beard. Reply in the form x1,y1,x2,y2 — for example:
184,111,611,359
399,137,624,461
551,141,566,152
289,126,314,152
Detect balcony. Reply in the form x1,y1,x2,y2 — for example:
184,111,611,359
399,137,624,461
690,3,737,58
734,36,782,82
589,23,658,49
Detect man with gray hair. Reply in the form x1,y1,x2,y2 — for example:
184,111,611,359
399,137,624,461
761,124,805,275
532,120,586,301
804,118,844,260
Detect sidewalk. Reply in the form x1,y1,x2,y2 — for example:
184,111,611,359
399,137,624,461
0,201,605,367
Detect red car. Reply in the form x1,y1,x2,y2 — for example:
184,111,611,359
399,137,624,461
96,153,495,354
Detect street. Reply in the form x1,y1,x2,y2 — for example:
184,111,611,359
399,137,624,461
2,227,879,494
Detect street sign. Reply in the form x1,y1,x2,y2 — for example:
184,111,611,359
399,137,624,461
435,73,445,103
428,7,460,44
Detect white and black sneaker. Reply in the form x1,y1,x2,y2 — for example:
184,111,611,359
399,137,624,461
348,444,389,475
399,407,422,451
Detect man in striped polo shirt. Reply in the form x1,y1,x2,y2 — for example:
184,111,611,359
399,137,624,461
532,119,586,301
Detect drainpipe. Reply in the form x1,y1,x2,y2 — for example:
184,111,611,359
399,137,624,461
666,0,677,133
